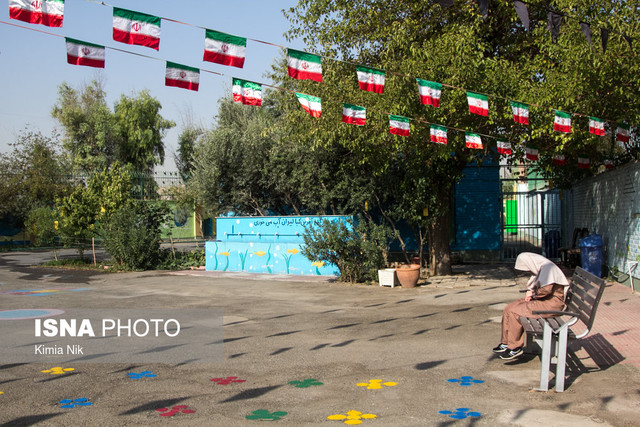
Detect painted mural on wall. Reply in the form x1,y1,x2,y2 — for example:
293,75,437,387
205,216,350,276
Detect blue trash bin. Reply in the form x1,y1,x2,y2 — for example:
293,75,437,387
580,234,603,278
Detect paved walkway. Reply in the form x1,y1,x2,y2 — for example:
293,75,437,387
0,253,639,426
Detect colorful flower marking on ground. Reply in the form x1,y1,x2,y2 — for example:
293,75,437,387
438,408,482,419
156,405,195,417
42,367,74,375
59,398,92,408
446,376,484,386
211,376,246,385
328,410,377,425
246,410,288,420
1,288,90,296
127,371,157,379
356,379,397,389
289,378,323,388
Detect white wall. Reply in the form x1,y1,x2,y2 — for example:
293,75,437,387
564,161,640,278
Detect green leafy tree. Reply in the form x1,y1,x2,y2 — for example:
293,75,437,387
280,0,640,274
0,130,71,227
52,80,175,173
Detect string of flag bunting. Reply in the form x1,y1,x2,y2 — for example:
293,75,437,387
4,0,636,170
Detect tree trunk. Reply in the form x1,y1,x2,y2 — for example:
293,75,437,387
428,188,453,276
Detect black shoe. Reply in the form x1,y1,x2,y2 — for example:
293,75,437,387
500,347,524,360
492,343,508,353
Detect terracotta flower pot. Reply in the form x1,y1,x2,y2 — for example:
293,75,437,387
395,264,420,288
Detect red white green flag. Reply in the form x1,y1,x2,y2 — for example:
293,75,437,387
604,158,614,169
9,0,64,27
430,125,447,144
416,79,441,108
467,92,489,116
356,66,385,93
465,132,483,149
232,78,261,106
165,62,199,91
617,122,630,143
510,101,529,125
589,117,605,136
295,93,321,118
203,29,246,68
525,146,539,161
113,7,161,50
553,110,571,133
578,156,590,169
497,141,512,155
342,103,366,126
553,154,566,166
287,49,322,82
389,115,410,136
65,37,105,68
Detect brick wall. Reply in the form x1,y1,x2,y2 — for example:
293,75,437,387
563,161,640,278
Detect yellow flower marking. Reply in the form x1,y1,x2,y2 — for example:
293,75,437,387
356,379,397,389
287,248,299,254
41,367,74,375
253,251,267,257
328,410,377,425
312,261,325,268
219,252,230,256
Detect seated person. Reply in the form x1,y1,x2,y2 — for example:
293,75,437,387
494,252,569,360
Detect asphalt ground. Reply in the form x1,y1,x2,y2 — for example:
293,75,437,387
0,250,639,426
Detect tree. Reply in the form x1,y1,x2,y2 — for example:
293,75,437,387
52,80,175,173
0,129,71,227
280,0,640,274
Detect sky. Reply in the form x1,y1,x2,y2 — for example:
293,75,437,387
0,0,303,169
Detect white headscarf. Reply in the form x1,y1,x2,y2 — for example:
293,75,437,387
515,252,569,290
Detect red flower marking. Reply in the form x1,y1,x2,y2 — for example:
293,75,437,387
211,376,246,385
156,405,195,417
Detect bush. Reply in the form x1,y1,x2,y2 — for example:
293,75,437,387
25,207,58,247
301,217,391,283
155,248,205,270
99,201,169,270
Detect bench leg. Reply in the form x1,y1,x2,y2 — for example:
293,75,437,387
555,327,569,392
536,321,553,392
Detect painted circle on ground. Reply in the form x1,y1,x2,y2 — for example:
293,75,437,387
0,309,65,320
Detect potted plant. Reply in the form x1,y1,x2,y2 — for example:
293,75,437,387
395,263,420,288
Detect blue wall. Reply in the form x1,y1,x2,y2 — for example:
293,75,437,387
452,163,501,252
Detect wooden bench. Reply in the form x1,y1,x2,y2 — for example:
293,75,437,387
558,227,589,267
519,266,606,392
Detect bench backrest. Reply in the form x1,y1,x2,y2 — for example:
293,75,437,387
564,267,606,334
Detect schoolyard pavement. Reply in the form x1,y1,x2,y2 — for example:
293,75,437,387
0,250,639,426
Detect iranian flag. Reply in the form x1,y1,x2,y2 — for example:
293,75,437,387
430,125,447,144
113,7,161,50
552,154,566,166
342,103,366,126
589,117,605,136
9,0,64,27
287,49,322,82
416,79,441,107
465,132,483,149
295,93,321,118
497,141,512,155
554,110,571,133
467,92,489,116
525,146,539,161
165,62,199,91
617,122,630,143
604,159,614,169
203,29,246,68
389,115,410,136
510,101,529,125
356,66,385,93
578,157,590,169
232,78,261,106
65,37,105,68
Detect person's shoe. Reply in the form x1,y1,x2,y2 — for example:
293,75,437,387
500,347,524,360
492,343,508,353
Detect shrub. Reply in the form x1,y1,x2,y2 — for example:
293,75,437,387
99,201,169,270
301,217,391,283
